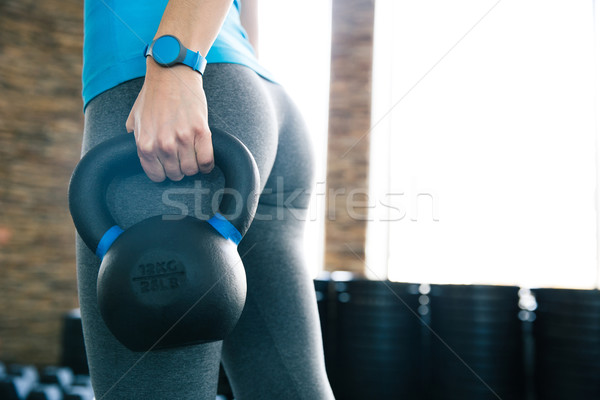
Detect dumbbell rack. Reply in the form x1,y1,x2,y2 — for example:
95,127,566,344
4,281,600,400
0,364,93,400
0,363,232,400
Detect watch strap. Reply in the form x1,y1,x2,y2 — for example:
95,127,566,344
183,49,207,75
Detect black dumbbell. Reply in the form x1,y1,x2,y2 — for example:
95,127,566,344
70,375,91,389
0,365,39,400
26,384,62,400
40,366,74,393
64,385,94,400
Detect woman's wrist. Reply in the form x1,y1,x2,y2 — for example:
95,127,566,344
145,56,203,85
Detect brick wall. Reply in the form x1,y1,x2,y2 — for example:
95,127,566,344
324,0,375,274
0,0,83,365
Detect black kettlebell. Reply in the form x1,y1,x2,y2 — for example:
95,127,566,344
69,129,259,351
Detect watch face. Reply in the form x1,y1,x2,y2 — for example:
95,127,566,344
152,35,182,66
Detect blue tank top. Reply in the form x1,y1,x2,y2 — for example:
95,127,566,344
82,0,274,109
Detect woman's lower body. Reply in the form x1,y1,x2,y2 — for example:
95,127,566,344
77,63,335,400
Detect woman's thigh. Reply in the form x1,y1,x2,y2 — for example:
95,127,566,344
214,69,334,399
77,64,284,399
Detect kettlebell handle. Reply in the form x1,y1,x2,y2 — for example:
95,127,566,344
69,129,260,256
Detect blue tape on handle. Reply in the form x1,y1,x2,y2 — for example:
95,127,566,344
96,225,124,260
207,213,242,245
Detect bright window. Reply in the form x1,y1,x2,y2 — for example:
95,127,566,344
368,0,599,288
257,0,332,275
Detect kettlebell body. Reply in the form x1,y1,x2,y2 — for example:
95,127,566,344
69,129,259,351
98,216,246,351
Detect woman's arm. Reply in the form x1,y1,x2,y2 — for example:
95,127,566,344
239,0,259,55
126,0,232,182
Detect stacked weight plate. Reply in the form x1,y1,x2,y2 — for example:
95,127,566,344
532,288,600,399
330,278,422,400
428,284,524,400
60,309,89,375
314,276,331,350
314,275,337,387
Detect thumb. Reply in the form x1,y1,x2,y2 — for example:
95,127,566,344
125,110,135,133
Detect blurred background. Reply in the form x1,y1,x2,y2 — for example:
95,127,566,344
1,0,600,399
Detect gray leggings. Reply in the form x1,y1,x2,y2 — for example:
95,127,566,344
77,64,335,400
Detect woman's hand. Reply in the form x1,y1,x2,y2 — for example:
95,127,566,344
124,0,232,182
126,59,215,182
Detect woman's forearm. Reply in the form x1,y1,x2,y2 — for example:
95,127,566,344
126,0,234,182
154,0,233,56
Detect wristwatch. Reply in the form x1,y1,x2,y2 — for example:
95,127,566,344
144,35,207,75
